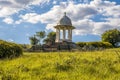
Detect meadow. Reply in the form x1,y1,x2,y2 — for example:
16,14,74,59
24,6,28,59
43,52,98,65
0,49,120,80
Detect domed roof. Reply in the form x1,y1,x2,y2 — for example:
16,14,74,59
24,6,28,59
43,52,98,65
58,12,72,26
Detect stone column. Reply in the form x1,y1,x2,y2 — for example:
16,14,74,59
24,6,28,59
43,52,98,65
63,29,66,40
58,29,60,40
68,29,71,40
56,29,60,42
70,29,72,41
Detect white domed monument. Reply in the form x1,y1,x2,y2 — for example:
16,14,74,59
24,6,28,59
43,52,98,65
43,12,76,51
54,12,75,43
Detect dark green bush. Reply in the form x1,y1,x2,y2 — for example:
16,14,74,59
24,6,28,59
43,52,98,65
76,42,86,47
18,44,31,51
0,40,23,59
76,42,113,51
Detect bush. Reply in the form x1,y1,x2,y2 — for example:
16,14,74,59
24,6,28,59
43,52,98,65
0,40,23,59
76,42,113,51
18,44,31,51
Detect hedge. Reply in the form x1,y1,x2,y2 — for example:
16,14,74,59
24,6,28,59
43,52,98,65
0,40,23,59
76,42,113,51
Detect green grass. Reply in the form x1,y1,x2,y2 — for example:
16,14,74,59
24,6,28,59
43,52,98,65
0,49,120,80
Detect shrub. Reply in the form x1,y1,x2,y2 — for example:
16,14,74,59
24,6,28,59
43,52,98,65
0,40,23,59
76,42,113,51
18,44,31,51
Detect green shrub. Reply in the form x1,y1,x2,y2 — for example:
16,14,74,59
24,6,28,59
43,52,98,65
18,44,31,51
76,42,113,51
76,42,86,47
0,40,23,59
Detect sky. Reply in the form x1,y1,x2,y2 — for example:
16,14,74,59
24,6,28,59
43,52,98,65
0,0,120,44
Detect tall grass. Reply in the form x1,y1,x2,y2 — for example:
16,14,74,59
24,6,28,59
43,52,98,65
0,49,120,80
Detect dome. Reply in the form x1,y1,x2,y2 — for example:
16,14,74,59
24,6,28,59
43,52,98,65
58,12,72,26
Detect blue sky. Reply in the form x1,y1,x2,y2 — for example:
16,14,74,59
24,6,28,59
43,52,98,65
0,0,120,44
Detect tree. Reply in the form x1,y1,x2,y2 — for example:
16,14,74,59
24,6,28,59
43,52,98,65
36,31,46,45
43,32,56,45
29,35,39,46
102,29,120,47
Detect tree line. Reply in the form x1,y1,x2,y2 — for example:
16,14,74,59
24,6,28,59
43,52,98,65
28,29,120,51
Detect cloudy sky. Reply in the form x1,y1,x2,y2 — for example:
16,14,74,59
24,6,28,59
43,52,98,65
0,0,120,44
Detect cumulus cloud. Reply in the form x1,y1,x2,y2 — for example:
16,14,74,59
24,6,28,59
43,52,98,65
17,5,64,24
90,0,116,8
93,22,114,35
73,19,94,35
18,1,98,27
10,0,120,36
65,2,98,21
0,7,18,17
0,0,50,17
3,17,14,24
104,5,120,17
19,13,41,24
105,18,120,26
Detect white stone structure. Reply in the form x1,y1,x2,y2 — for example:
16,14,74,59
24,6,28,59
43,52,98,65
54,13,75,42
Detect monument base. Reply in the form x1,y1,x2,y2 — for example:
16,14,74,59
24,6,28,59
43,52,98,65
42,41,77,51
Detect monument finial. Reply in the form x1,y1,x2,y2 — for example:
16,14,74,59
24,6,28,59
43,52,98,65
64,12,66,16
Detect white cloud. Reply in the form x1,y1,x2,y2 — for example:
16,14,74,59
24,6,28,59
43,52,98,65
18,1,98,28
46,23,56,31
90,0,116,8
17,5,63,24
3,17,14,24
19,13,41,24
0,7,18,17
53,1,57,5
103,5,120,17
65,2,98,21
15,0,120,36
73,19,94,35
30,0,50,5
90,0,120,18
8,39,14,42
105,18,120,26
93,22,114,35
0,0,50,17
15,19,23,24
55,0,120,35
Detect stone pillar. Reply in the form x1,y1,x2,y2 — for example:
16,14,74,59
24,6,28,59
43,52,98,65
68,29,71,40
56,29,60,42
58,29,60,40
70,29,72,41
63,29,66,40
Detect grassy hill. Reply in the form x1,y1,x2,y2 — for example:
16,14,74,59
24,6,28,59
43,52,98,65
0,49,120,80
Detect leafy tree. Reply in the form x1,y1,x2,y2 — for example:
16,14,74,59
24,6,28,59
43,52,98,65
36,31,46,45
29,35,39,46
44,32,56,45
102,29,120,47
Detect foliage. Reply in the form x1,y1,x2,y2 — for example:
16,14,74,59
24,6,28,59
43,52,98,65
29,35,39,46
0,49,120,80
18,44,31,51
102,29,120,47
29,31,56,47
76,42,113,51
36,31,46,45
0,40,23,59
44,32,56,45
